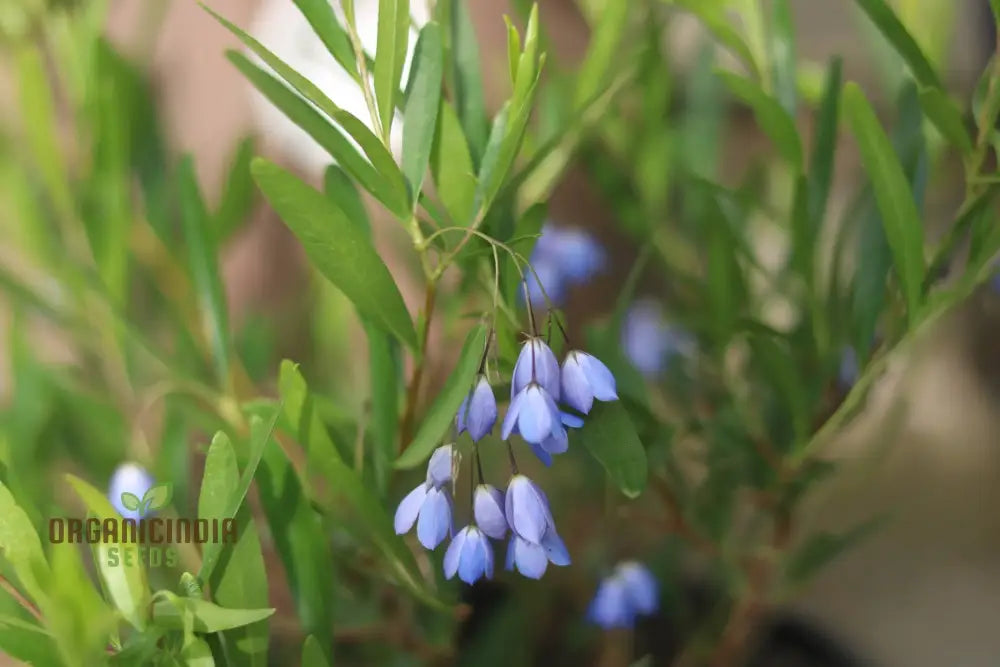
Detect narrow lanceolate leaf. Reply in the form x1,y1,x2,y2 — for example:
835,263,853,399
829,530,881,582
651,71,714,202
375,0,411,139
0,482,49,605
768,0,797,115
64,476,150,631
917,87,973,155
401,22,443,199
301,635,331,667
782,518,883,587
843,82,926,324
324,165,371,238
395,323,488,470
204,6,410,216
367,321,401,492
177,157,231,387
198,433,269,667
430,99,477,224
852,0,942,90
574,0,629,109
717,70,803,170
278,362,447,610
292,0,360,83
448,0,489,165
252,158,418,350
808,57,843,229
215,137,257,242
151,594,274,634
577,402,648,498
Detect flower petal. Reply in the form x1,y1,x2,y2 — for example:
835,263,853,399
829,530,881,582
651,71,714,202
417,487,452,549
579,353,618,402
560,353,594,414
511,536,548,579
443,527,469,579
618,562,658,615
504,475,548,543
393,484,427,535
541,528,571,566
512,339,561,400
587,578,633,629
560,411,585,429
527,442,553,467
474,484,507,540
515,385,555,444
540,427,568,455
500,386,525,441
458,528,489,584
425,445,454,488
456,395,469,434
466,376,497,442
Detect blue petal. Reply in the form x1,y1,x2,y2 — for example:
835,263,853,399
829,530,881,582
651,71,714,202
587,578,633,629
425,445,454,488
108,463,154,520
466,376,497,442
394,484,428,535
511,536,548,579
458,528,490,584
512,339,560,400
560,411,585,429
417,487,451,549
618,562,658,615
500,387,525,441
540,427,568,455
443,527,468,579
527,442,553,467
474,484,507,539
456,395,469,434
579,353,618,402
516,385,556,444
560,353,594,414
504,538,516,571
504,475,548,543
541,528,571,566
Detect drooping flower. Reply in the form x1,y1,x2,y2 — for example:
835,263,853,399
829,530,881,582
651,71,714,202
444,525,494,584
621,299,695,377
524,224,607,307
394,446,455,549
528,412,584,467
108,463,155,521
502,475,570,578
561,351,618,414
473,484,507,540
511,337,561,400
587,561,659,629
456,375,497,442
502,383,562,445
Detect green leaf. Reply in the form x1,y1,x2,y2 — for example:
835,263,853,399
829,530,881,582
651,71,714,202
215,137,258,241
447,0,489,165
395,323,488,470
278,362,446,609
504,17,521,87
576,401,648,498
768,0,797,115
198,408,280,585
782,518,883,586
0,481,49,605
401,22,443,199
0,615,60,665
367,321,401,493
852,0,942,89
430,99,477,223
64,475,150,631
251,158,418,349
808,57,843,230
717,70,802,170
843,82,926,324
257,437,335,653
223,51,398,215
119,492,141,512
301,635,331,667
140,484,172,512
323,165,371,238
204,7,409,216
292,0,360,83
917,87,972,155
181,637,216,666
664,0,759,78
574,0,629,109
198,433,269,666
375,0,411,137
178,156,231,386
151,594,275,633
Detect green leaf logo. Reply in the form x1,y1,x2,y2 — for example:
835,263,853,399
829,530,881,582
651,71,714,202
120,492,141,512
129,483,173,517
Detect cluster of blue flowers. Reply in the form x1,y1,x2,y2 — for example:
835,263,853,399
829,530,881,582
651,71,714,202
524,224,606,307
586,561,659,629
395,331,619,584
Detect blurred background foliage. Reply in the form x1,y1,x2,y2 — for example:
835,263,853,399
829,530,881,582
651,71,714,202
1,0,1000,666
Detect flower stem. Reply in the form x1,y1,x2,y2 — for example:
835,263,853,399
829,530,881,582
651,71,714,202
399,282,437,450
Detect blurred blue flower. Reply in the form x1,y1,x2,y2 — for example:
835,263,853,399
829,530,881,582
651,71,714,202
394,445,454,549
525,224,607,307
838,346,859,390
991,270,1000,294
108,463,154,521
587,561,659,629
457,375,497,442
473,484,508,540
511,337,561,400
621,299,695,377
502,383,562,445
561,351,618,414
444,526,494,584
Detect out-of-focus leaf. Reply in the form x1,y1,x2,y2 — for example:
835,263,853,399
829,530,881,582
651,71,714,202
843,82,926,325
278,362,446,609
808,57,842,229
257,432,334,653
402,22,443,199
367,322,401,492
395,323,488,470
0,615,60,666
852,0,942,89
574,0,628,108
301,635,331,666
717,70,802,170
663,0,758,77
375,0,410,137
447,0,489,165
181,637,216,666
199,433,269,666
504,17,521,87
251,158,418,350
205,7,410,216
576,402,648,498
917,87,972,155
178,156,231,387
292,0,359,83
64,476,150,631
768,0,797,115
151,594,274,633
748,331,810,448
216,137,257,241
783,518,883,586
430,99,477,224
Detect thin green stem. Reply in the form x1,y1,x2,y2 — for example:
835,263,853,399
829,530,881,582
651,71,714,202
340,0,388,146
